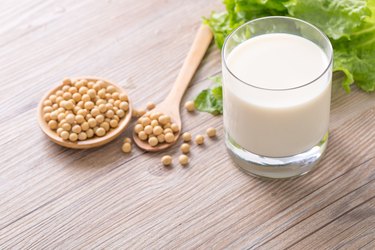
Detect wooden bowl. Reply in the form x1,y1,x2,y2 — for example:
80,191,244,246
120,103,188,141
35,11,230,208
38,76,132,149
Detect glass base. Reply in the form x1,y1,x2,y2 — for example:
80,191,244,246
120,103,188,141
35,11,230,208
226,132,328,179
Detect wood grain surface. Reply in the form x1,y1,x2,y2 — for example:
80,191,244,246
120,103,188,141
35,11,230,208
0,0,374,249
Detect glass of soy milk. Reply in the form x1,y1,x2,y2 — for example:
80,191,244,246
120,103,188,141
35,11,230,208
223,16,333,179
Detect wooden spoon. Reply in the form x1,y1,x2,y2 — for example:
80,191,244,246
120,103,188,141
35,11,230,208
133,24,213,152
38,76,133,149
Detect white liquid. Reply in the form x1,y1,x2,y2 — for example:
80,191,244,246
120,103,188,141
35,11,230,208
223,33,331,157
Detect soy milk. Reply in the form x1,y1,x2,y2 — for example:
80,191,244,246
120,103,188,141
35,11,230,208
223,33,331,157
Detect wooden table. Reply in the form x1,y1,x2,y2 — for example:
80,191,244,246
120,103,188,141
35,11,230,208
1,0,374,249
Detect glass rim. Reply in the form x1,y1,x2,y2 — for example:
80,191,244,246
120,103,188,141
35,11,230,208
222,16,333,91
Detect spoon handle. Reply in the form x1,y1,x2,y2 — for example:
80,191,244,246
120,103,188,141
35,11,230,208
165,24,213,105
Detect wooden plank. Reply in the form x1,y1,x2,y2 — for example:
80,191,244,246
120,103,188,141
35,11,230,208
0,100,374,248
0,0,374,248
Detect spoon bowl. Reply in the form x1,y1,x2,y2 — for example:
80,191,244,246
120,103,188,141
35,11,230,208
133,102,181,152
38,76,132,149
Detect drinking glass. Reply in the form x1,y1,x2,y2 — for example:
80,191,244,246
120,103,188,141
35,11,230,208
222,16,333,179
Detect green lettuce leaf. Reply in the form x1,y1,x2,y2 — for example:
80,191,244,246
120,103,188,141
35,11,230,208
286,0,370,40
196,0,375,115
194,76,223,115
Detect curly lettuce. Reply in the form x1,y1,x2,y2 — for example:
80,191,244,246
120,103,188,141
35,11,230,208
196,0,375,115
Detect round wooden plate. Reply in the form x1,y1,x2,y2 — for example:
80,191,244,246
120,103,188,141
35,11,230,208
38,76,133,149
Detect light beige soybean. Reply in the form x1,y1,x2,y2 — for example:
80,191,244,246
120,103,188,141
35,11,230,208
98,104,107,113
87,89,96,98
158,115,170,125
116,109,125,118
107,85,116,94
98,89,106,98
105,109,114,118
122,142,132,153
72,93,81,102
60,131,69,140
56,90,64,97
179,155,189,165
43,106,53,113
65,114,75,124
75,115,85,124
79,86,88,95
44,113,51,122
87,81,95,88
112,92,120,100
57,113,65,122
81,94,90,102
165,133,174,143
72,125,82,134
142,117,151,127
87,118,97,128
91,108,100,117
48,120,58,130
151,120,158,127
195,134,204,145
119,102,129,111
84,101,94,110
78,132,87,141
119,93,128,101
49,94,57,103
161,155,172,166
138,131,148,141
69,132,78,142
146,102,155,110
110,119,118,128
171,123,179,132
180,143,190,154
95,115,105,124
182,132,192,142
44,100,52,106
61,123,71,131
144,125,153,135
63,92,72,101
184,101,195,112
69,87,78,94
50,111,58,120
124,137,132,144
100,122,110,132
153,126,163,136
106,103,114,110
134,124,143,134
63,78,71,85
148,136,158,147
95,127,106,137
206,127,217,138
